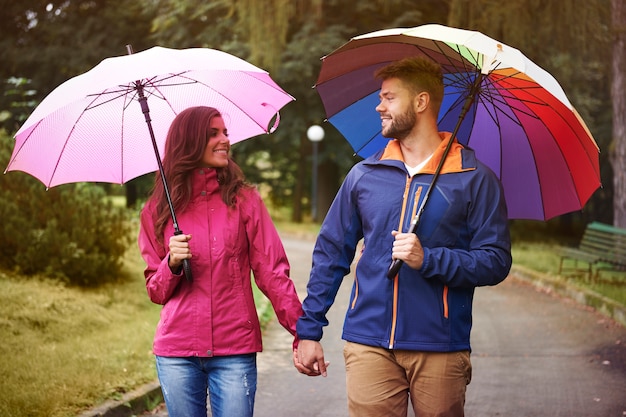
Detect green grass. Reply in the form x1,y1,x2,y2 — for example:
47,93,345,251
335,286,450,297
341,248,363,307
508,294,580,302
511,240,626,306
511,241,561,275
0,221,299,417
0,219,624,417
0,249,160,417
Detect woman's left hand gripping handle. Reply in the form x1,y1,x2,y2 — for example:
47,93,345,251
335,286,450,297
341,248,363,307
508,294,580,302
170,231,193,282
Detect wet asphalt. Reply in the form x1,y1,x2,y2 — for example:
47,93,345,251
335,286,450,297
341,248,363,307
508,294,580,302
142,235,626,417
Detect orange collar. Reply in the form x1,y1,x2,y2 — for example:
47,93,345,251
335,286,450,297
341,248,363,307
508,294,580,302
380,132,474,174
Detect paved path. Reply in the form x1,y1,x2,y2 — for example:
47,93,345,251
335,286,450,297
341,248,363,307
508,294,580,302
467,279,626,416
144,236,626,416
255,236,350,416
254,236,626,417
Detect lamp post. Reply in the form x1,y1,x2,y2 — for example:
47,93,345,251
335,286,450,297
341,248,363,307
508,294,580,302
307,124,325,222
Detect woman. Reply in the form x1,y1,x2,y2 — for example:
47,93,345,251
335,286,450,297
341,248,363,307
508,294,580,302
138,106,302,417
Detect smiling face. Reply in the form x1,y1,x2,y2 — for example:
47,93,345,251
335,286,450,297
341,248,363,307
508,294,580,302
201,116,230,168
375,77,417,140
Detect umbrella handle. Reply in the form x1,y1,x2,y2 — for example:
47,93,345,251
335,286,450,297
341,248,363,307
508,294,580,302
386,211,420,279
174,230,193,283
387,258,403,278
182,259,193,283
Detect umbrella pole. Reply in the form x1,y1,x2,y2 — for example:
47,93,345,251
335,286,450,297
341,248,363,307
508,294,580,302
135,82,193,283
387,73,483,279
125,44,192,282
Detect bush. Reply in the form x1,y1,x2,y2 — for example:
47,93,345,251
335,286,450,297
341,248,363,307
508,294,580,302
0,131,133,286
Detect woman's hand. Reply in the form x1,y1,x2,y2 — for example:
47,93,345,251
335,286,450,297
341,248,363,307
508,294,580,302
168,233,192,272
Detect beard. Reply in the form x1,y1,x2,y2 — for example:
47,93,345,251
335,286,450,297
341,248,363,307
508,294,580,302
381,106,416,139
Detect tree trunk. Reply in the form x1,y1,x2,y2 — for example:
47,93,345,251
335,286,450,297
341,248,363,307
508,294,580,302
316,158,340,222
125,182,137,209
612,0,626,228
446,0,470,27
291,135,307,223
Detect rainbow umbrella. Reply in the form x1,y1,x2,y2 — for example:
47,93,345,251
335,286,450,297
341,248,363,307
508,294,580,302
315,24,600,222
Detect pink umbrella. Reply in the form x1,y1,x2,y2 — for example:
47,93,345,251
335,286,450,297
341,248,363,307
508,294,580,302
5,45,295,281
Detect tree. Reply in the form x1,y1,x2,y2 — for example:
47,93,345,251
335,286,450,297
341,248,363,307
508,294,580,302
0,1,155,102
0,1,157,206
611,0,626,227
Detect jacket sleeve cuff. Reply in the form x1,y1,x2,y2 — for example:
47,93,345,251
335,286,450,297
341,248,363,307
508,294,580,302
296,318,323,342
420,246,431,274
166,255,183,275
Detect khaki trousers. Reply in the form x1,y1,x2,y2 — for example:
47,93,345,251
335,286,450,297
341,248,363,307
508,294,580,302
343,342,472,417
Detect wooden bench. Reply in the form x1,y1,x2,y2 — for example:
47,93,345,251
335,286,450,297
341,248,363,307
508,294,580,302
558,221,626,281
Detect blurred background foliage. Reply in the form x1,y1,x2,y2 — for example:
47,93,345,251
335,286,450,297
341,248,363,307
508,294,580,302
0,0,619,284
0,130,133,285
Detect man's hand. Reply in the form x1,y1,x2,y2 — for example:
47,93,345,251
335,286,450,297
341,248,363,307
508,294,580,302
293,339,329,377
391,230,424,270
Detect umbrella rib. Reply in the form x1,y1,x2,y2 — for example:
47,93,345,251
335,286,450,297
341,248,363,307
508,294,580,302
485,84,550,121
353,130,384,156
141,73,201,103
48,93,105,187
84,74,195,111
174,72,283,133
144,79,187,115
475,85,534,131
120,86,132,184
5,119,45,184
479,74,562,123
426,40,482,84
380,39,480,92
409,41,553,136
419,39,554,124
86,88,136,111
475,80,549,213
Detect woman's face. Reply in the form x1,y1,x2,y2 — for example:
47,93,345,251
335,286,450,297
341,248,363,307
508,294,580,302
201,116,230,168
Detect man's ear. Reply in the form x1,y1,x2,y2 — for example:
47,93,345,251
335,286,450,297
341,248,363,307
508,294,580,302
414,92,430,113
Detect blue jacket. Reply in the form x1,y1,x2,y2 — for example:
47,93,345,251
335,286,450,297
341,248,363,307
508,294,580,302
297,134,512,352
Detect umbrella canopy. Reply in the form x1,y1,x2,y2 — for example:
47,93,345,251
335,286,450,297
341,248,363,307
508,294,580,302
315,24,600,221
6,45,294,187
5,45,294,282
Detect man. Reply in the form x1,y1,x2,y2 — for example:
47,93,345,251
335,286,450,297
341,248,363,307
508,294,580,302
294,56,512,417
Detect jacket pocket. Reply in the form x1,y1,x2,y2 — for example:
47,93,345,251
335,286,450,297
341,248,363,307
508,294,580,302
228,257,255,329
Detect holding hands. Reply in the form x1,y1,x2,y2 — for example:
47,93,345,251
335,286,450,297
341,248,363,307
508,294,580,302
293,340,330,377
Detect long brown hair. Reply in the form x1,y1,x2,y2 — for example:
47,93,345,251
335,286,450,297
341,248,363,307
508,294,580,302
149,106,251,242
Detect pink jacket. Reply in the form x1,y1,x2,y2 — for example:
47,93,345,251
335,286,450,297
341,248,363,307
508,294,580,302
138,168,302,357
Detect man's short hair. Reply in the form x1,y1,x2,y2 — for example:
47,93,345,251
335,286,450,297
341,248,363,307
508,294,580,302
375,56,444,113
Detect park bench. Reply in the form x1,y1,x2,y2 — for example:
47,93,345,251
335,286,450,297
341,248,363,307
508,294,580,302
558,221,626,282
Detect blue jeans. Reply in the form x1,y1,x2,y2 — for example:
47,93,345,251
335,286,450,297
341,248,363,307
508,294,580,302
155,354,257,417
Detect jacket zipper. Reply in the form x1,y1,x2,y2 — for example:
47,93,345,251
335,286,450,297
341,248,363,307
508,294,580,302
443,285,449,318
389,177,414,349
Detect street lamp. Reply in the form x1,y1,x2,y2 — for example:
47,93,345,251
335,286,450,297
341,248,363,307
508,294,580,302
307,124,325,222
